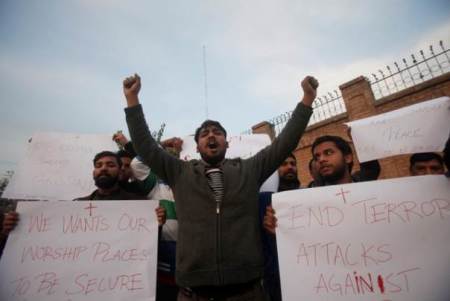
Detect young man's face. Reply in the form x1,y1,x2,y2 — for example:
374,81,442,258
119,156,133,182
196,125,228,165
313,141,352,183
410,159,445,176
278,157,298,181
93,156,121,189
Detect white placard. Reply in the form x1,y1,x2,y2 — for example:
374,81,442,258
180,134,279,192
3,132,118,200
346,97,450,162
273,175,450,301
0,200,159,301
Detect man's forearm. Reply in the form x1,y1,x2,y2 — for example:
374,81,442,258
125,105,181,185
252,102,313,183
126,105,164,176
126,95,140,107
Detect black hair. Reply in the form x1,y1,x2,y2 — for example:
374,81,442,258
194,120,227,143
311,135,353,171
93,151,122,167
409,152,444,168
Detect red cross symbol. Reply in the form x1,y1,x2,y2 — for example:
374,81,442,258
335,187,350,204
84,202,97,217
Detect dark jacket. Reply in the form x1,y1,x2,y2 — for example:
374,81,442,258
125,102,312,287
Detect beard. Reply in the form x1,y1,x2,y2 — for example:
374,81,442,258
281,171,297,181
278,174,300,192
94,174,119,189
321,163,347,184
200,151,226,166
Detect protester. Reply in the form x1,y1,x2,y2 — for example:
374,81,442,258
116,149,149,195
130,138,182,301
308,129,380,187
123,73,317,300
1,151,166,242
310,135,355,185
132,157,178,300
310,135,382,185
264,135,374,234
409,152,445,176
261,153,302,301
76,151,146,200
277,153,301,192
115,135,182,300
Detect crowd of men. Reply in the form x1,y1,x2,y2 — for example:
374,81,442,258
1,73,449,301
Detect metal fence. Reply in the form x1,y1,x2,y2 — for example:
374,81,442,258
242,90,346,136
370,40,450,100
242,40,449,136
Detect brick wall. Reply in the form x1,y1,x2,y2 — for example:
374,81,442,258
252,72,450,186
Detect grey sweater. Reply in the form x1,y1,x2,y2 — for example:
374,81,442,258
125,102,312,287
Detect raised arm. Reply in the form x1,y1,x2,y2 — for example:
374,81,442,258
301,76,318,107
123,73,142,107
123,74,183,185
250,76,318,184
113,131,137,157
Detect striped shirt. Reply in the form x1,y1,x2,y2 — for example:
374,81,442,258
205,167,224,214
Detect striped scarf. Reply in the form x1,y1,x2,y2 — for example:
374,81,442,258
205,167,224,213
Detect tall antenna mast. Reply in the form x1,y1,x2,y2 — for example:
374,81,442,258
202,45,209,119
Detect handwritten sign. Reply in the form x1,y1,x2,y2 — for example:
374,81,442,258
273,175,450,301
346,96,450,162
180,134,279,192
3,132,118,200
0,200,159,301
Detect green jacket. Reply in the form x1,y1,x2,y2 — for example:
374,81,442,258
125,103,312,287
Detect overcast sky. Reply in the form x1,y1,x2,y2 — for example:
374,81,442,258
1,0,449,174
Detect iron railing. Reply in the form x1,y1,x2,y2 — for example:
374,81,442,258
242,40,449,136
242,90,346,136
370,40,450,100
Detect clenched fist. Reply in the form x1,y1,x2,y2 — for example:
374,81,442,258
112,131,129,147
300,76,319,107
123,73,141,107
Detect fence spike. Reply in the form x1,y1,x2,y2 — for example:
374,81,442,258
402,58,416,85
243,41,449,135
439,40,450,63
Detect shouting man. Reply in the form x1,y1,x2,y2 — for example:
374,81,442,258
123,73,318,300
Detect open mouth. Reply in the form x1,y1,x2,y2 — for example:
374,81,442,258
207,140,218,150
